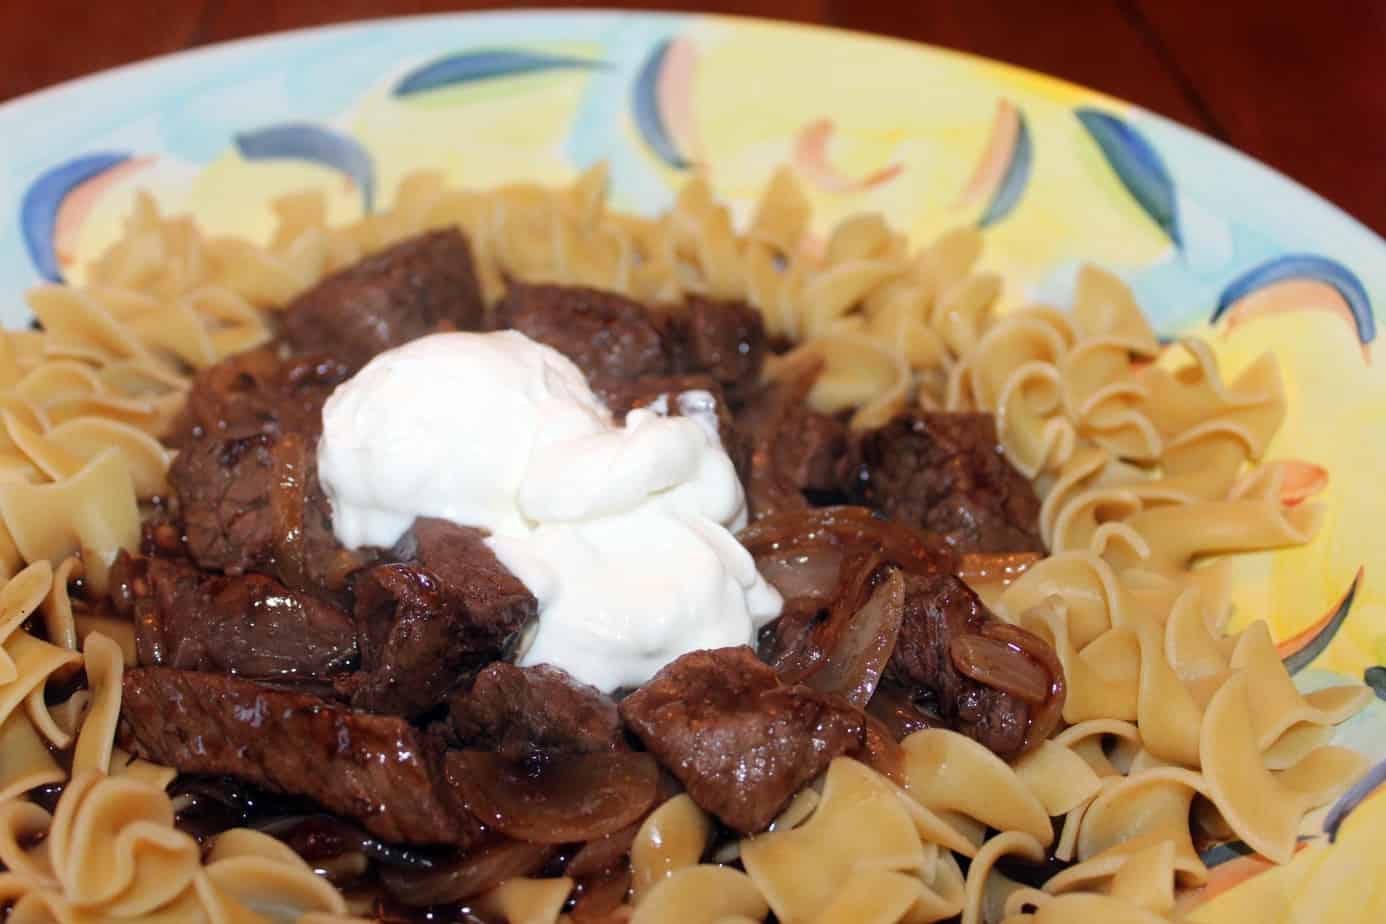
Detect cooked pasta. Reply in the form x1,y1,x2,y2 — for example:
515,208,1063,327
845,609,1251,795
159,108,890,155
0,162,1368,924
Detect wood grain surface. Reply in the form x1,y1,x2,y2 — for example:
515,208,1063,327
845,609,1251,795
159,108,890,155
2,0,1381,232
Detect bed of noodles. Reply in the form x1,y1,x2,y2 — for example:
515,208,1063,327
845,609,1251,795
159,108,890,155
0,165,1369,924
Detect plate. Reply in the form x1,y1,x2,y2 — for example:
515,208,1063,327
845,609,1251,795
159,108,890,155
1,11,1384,918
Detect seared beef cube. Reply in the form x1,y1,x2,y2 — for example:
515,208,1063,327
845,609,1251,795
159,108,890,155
846,412,1043,554
173,346,282,447
667,297,767,402
735,366,848,518
135,556,357,679
494,284,670,381
172,347,351,449
399,518,537,646
774,407,845,494
350,520,536,716
275,353,356,436
283,229,484,370
119,668,481,845
171,433,276,576
888,572,1056,760
450,663,625,760
169,343,361,592
619,646,863,834
171,429,365,599
596,374,746,478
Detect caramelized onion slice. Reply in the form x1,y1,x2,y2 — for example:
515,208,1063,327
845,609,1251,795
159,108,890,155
984,621,1066,750
949,635,1052,704
570,864,634,923
565,823,639,879
801,568,906,708
947,620,1067,755
448,751,659,846
755,544,846,604
379,839,555,907
738,506,956,577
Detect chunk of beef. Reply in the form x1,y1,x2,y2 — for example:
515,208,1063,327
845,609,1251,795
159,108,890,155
132,556,357,679
493,284,670,381
666,297,767,403
171,432,276,576
171,347,351,450
119,668,482,845
170,430,366,599
846,412,1044,554
282,229,485,370
888,572,1062,760
348,519,536,716
735,360,847,518
450,663,624,760
619,646,863,834
596,374,747,479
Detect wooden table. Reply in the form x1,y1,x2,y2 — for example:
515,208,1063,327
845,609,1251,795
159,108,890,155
4,0,1383,234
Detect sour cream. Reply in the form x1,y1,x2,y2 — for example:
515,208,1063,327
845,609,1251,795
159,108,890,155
317,331,782,691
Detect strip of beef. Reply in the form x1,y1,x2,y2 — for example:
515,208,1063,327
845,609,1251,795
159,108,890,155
494,283,671,382
845,411,1044,554
596,374,747,479
449,663,625,760
888,571,1062,760
348,519,536,716
170,347,351,450
132,556,356,679
169,430,365,599
282,229,485,370
666,297,767,404
119,668,482,846
619,646,863,834
735,359,847,518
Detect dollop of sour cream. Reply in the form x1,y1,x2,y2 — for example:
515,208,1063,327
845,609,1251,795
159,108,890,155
317,331,782,692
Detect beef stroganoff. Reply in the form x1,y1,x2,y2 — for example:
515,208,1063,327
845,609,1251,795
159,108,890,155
0,163,1367,924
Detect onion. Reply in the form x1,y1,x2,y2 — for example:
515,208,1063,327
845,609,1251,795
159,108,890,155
799,568,906,708
948,620,1066,755
564,824,638,879
949,635,1052,704
984,621,1067,751
739,506,956,578
755,545,846,604
379,839,555,906
447,751,659,846
569,864,633,922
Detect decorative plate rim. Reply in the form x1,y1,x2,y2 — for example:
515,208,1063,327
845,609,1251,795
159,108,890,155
0,8,1381,251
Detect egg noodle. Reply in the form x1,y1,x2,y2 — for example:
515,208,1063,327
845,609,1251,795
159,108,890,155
0,164,1370,922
